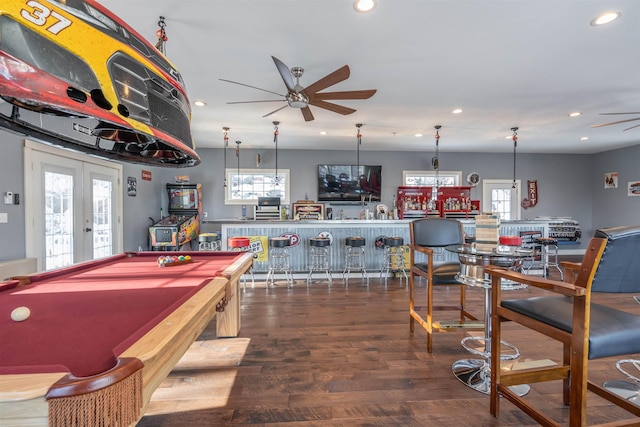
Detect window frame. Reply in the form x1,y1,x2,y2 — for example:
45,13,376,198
225,168,291,205
402,170,462,187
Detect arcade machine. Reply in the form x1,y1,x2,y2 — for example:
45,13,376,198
149,183,202,250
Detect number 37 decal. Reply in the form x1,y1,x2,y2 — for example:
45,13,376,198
20,0,72,35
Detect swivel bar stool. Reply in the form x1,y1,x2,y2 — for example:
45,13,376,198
307,237,332,284
198,233,221,251
266,237,293,286
343,236,368,285
525,237,563,279
380,236,408,285
228,236,254,288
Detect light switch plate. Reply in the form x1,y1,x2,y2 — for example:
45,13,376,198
0,212,8,223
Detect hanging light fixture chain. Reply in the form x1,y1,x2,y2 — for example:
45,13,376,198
155,16,168,54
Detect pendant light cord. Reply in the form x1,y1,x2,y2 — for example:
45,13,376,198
511,127,518,189
223,127,229,188
273,121,280,185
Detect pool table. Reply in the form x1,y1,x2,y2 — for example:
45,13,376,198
0,251,252,427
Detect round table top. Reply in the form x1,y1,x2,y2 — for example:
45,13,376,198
445,243,533,258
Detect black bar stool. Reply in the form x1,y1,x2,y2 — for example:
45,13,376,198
525,237,563,279
308,237,332,284
343,236,368,285
379,236,408,284
266,237,293,286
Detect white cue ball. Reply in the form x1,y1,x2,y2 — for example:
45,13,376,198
11,306,31,322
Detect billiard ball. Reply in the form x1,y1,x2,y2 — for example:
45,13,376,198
11,306,31,322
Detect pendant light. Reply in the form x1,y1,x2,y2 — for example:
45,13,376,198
273,121,280,186
433,125,442,193
355,123,363,189
511,127,518,189
235,140,241,180
222,127,229,188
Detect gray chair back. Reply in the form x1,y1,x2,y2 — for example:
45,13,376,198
411,218,464,247
592,225,640,293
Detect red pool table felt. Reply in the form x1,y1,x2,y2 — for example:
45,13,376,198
0,251,243,377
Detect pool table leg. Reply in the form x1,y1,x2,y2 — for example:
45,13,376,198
216,279,240,337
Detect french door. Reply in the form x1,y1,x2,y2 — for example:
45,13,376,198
482,179,521,220
24,140,123,271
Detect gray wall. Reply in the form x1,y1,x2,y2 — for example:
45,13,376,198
1,126,639,261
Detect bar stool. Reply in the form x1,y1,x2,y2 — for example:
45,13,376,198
228,237,255,287
198,233,221,251
525,237,563,279
307,237,332,284
379,236,408,284
343,236,368,285
266,237,293,286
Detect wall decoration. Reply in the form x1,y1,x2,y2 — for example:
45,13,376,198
628,181,640,196
605,172,618,189
127,177,137,196
521,180,538,209
141,170,152,181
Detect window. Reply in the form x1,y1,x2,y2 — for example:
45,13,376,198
225,168,290,205
403,170,462,187
482,179,521,220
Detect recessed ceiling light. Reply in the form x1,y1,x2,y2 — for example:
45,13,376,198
193,100,207,107
414,133,423,137
320,131,327,135
353,0,377,13
580,136,589,141
452,108,463,114
569,111,582,117
590,11,621,26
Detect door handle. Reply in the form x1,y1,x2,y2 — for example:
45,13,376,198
85,227,92,232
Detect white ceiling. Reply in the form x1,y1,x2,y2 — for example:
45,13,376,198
100,0,640,155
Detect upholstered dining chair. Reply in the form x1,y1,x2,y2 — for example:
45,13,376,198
408,218,479,353
485,225,640,427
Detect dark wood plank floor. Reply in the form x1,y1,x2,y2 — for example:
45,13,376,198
137,266,640,426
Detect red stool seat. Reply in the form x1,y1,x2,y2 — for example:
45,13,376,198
228,237,250,249
499,235,522,246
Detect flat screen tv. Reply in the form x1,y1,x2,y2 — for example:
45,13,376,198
318,165,382,202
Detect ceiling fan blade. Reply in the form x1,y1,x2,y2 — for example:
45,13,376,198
301,107,314,122
591,117,640,128
312,89,377,100
599,112,640,115
227,100,285,104
309,99,356,115
303,65,350,95
271,56,295,92
262,105,289,118
219,79,284,97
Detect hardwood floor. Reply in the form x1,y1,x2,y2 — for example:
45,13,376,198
137,268,640,426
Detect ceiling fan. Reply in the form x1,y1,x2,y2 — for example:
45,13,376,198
220,56,377,122
591,112,640,131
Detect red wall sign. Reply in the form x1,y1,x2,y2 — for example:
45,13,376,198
521,180,538,209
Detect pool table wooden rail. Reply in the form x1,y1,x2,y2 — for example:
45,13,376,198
0,251,253,427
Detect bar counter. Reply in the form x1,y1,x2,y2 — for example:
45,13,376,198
201,219,553,274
